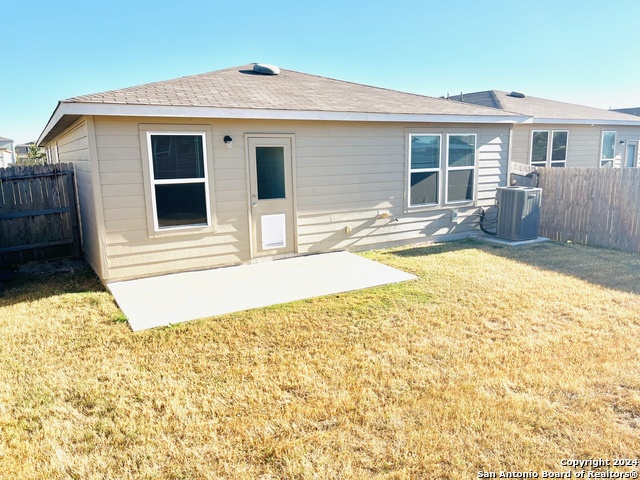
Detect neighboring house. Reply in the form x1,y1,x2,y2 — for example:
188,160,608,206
37,63,523,283
15,142,47,164
613,107,640,117
14,143,30,162
450,91,640,169
0,136,15,168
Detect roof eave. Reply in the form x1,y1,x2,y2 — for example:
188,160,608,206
40,102,524,140
37,101,65,146
521,117,640,126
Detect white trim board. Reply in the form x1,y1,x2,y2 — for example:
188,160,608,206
38,101,526,144
521,117,640,126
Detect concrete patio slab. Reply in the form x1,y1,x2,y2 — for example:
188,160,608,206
107,251,417,331
473,234,551,247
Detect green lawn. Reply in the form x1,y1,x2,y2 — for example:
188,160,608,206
1,240,639,479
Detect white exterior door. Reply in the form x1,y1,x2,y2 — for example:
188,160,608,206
247,136,296,257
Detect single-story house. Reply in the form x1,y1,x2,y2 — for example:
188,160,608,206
0,136,15,168
37,63,525,283
449,90,640,168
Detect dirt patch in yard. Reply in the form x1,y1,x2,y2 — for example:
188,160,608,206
15,257,90,277
0,257,91,296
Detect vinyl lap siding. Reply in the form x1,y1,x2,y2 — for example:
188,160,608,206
477,130,509,203
510,127,530,166
94,117,250,281
90,118,509,281
96,125,146,239
47,119,105,278
296,126,405,252
296,124,510,254
510,124,640,168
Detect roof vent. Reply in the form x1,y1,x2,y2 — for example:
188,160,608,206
508,91,526,98
253,63,280,75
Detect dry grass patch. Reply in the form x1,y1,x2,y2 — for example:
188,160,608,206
1,240,639,479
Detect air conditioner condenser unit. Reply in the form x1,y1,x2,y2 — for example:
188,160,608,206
495,186,542,241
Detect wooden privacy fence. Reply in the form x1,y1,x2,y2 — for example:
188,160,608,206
537,167,640,253
0,163,80,267
509,161,539,188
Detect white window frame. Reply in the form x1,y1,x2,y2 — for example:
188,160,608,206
530,130,550,167
530,130,568,167
408,133,442,208
146,131,212,232
625,140,639,168
407,132,477,209
601,130,617,167
445,133,477,204
549,130,569,167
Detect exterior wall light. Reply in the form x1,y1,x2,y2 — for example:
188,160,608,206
223,135,233,148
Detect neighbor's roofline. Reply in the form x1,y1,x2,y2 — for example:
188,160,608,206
521,117,640,126
450,90,640,125
38,102,527,145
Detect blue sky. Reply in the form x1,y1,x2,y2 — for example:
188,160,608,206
3,0,640,144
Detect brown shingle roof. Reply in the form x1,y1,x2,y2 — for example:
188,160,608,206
65,64,515,117
449,90,640,121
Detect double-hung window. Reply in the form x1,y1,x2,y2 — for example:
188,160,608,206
446,134,476,203
408,133,477,208
147,132,210,230
531,130,568,167
409,134,441,206
601,131,617,167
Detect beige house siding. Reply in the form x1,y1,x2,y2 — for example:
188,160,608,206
45,117,106,278
613,126,640,167
94,117,250,281
296,124,509,254
511,124,640,168
85,117,510,282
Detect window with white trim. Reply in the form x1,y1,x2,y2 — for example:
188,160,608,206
408,133,476,208
409,134,441,206
446,134,476,203
601,130,616,167
531,130,568,167
147,132,210,230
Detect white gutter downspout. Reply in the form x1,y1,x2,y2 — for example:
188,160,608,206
506,124,514,186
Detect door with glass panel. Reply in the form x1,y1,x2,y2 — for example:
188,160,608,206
247,137,295,257
625,141,638,168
